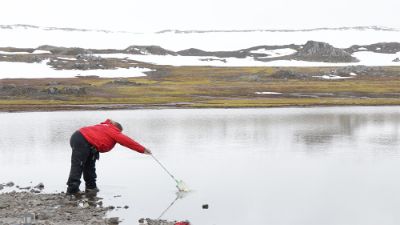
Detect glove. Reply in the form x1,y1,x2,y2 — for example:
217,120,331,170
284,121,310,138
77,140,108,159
144,148,152,155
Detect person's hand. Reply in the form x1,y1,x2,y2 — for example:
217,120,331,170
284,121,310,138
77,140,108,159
143,148,152,155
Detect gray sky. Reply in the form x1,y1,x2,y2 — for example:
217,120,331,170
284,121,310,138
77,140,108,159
1,0,399,32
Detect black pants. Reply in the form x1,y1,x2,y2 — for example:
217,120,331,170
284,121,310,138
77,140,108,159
66,131,99,194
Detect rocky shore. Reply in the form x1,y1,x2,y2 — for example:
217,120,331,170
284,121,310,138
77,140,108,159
0,191,116,225
0,183,187,225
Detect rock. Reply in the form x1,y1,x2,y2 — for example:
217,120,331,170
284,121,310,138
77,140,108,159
0,203,10,209
30,189,41,193
37,211,52,220
106,217,120,224
271,70,307,79
202,204,209,209
144,218,176,225
138,218,145,224
108,206,115,210
0,84,17,90
393,57,400,62
61,86,86,95
47,87,59,95
123,205,129,209
0,184,3,190
5,182,14,187
295,41,358,62
125,45,177,56
108,79,141,86
17,186,31,190
34,183,45,190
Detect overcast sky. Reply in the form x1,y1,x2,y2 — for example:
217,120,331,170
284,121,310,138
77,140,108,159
1,0,399,32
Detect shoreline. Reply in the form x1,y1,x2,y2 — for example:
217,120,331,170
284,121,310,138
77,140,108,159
1,103,400,113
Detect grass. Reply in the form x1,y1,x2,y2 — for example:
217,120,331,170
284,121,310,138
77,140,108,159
0,66,400,111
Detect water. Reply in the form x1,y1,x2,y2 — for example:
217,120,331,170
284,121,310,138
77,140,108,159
1,107,400,225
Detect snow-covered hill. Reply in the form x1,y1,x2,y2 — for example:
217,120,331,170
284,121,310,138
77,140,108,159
1,25,400,78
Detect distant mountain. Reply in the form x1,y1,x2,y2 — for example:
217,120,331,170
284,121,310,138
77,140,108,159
1,24,398,35
157,26,399,34
0,24,130,34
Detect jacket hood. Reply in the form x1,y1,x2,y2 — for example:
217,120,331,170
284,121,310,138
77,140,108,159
101,119,121,131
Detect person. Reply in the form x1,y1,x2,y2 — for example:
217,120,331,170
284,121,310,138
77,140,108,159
66,119,151,195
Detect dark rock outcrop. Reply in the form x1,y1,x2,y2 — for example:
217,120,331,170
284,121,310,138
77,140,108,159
124,45,177,55
177,48,211,56
346,42,400,54
37,45,87,55
45,86,86,96
294,41,358,62
270,70,307,79
178,48,248,58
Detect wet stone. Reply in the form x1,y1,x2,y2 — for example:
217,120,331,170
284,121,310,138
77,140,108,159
34,182,45,190
17,186,31,190
30,189,41,193
107,217,120,224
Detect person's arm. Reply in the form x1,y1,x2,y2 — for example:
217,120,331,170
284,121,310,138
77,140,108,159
110,131,147,153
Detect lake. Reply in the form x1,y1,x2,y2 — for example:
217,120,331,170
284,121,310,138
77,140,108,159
1,107,400,225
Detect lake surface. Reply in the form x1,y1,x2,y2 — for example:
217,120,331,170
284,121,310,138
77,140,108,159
1,107,400,225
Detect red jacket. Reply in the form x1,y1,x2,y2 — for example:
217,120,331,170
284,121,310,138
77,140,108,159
79,119,145,153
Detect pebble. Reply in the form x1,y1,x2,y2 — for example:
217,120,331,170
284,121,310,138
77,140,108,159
35,182,45,190
6,182,14,187
202,204,209,209
30,189,41,193
123,205,129,209
107,217,120,224
17,186,31,190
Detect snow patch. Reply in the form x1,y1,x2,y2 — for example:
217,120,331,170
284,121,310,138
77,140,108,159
96,52,400,67
250,48,297,58
0,51,30,55
32,50,51,54
352,51,400,66
0,60,151,79
57,57,77,61
0,50,51,55
312,74,353,80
